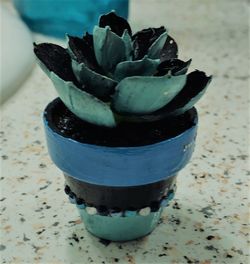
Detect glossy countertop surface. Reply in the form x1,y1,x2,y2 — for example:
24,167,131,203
1,0,249,263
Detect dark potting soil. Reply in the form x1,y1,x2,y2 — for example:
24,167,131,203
46,98,197,147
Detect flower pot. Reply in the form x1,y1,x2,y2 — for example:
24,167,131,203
43,98,198,241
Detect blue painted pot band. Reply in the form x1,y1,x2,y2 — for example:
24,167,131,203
43,100,198,187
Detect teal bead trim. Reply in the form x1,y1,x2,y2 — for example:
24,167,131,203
124,210,137,217
76,203,85,209
68,195,76,204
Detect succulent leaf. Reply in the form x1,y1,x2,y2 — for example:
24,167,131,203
72,60,117,101
67,33,101,72
163,70,212,115
50,72,116,127
113,74,187,114
147,31,168,59
155,59,192,76
93,26,126,73
34,43,79,86
133,26,167,60
125,70,212,122
99,11,132,37
122,29,133,60
114,56,160,81
160,35,178,61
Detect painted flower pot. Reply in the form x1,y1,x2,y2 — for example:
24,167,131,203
43,98,198,241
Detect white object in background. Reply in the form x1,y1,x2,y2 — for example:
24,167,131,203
0,5,35,104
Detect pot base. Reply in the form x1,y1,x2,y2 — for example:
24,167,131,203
78,208,163,241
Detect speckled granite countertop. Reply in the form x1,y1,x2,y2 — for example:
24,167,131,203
1,0,249,263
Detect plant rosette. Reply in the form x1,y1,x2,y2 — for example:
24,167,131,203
35,11,212,241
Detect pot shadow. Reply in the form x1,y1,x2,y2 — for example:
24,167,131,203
66,201,244,264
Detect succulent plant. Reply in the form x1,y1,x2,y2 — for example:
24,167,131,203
34,11,212,127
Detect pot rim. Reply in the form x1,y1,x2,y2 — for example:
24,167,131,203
43,97,198,150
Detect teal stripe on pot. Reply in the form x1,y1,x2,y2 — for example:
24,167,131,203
43,99,198,187
78,207,163,241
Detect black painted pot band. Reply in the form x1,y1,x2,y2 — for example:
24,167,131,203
64,184,177,217
64,174,177,210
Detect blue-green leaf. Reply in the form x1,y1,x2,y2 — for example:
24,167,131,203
167,70,212,115
131,71,212,122
50,72,116,127
160,35,178,61
114,56,160,81
122,29,133,60
34,43,79,86
72,60,117,100
132,26,166,60
173,85,208,114
66,33,102,73
93,26,126,72
147,31,168,59
99,11,132,37
113,74,187,114
155,59,192,76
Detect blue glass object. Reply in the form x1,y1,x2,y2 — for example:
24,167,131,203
13,0,129,38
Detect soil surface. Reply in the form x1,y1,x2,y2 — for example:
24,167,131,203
46,98,197,147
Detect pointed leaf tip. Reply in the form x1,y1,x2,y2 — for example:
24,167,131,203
99,11,132,37
147,31,168,59
93,26,126,72
160,35,178,61
122,29,133,60
133,26,167,60
156,58,192,76
157,70,212,115
34,43,79,85
67,33,101,73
